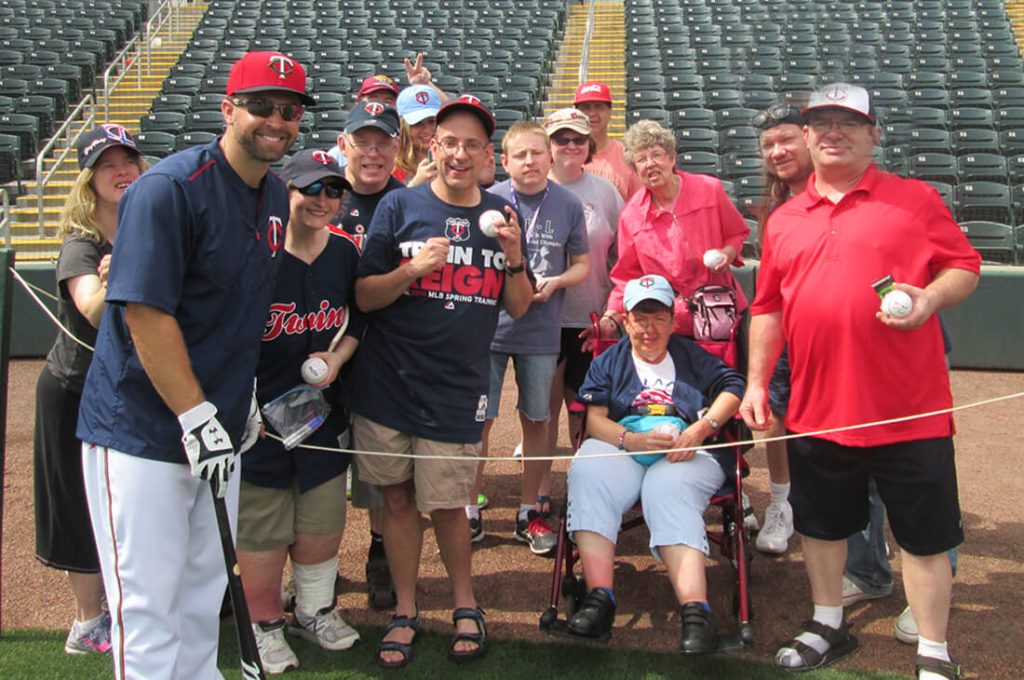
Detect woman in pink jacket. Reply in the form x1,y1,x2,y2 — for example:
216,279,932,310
594,120,749,340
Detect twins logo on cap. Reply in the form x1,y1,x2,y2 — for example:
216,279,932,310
415,90,430,104
266,216,284,256
311,150,332,165
639,276,657,289
268,54,294,79
445,217,470,243
460,95,482,106
824,84,850,101
101,123,134,145
364,101,385,116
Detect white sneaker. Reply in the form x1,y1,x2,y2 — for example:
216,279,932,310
290,606,360,651
253,620,299,674
841,575,889,607
755,500,794,554
894,605,918,644
64,613,112,655
742,493,760,531
513,442,523,458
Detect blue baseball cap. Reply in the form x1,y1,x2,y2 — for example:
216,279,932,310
623,274,675,311
344,100,400,136
397,85,442,126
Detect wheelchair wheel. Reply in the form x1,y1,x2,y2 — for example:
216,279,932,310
562,574,587,617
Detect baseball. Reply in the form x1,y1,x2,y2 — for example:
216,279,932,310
881,290,913,318
652,422,681,438
151,37,162,48
479,209,505,238
703,249,727,269
301,357,329,385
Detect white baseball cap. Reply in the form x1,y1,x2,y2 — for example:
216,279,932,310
396,85,442,126
623,274,675,311
802,82,876,124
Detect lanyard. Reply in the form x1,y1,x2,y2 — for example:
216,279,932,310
509,185,550,242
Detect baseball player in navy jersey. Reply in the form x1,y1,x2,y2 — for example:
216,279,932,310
77,51,310,680
344,95,533,668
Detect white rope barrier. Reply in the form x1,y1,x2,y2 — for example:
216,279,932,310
13,266,1023,462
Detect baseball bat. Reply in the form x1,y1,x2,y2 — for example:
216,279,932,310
210,483,265,680
326,306,351,353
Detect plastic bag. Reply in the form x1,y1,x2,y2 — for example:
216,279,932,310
262,385,331,450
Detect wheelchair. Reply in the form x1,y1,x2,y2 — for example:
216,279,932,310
538,313,754,651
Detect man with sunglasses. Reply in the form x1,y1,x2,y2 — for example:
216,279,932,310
344,95,534,668
741,83,980,679
332,100,405,611
77,51,308,679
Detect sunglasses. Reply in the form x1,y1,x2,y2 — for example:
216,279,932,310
752,103,804,131
295,180,345,198
231,97,305,122
551,133,589,147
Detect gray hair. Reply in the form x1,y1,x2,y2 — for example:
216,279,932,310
623,119,676,166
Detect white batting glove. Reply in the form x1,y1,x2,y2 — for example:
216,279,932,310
179,401,236,497
238,382,262,454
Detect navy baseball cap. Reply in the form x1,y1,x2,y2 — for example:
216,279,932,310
344,100,400,137
436,94,496,138
623,274,675,311
77,124,140,170
279,149,350,190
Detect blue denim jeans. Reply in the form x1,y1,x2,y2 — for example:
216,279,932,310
845,478,958,594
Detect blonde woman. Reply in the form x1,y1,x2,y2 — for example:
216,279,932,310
33,125,144,654
393,84,441,186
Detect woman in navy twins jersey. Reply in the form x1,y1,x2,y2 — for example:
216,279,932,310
235,150,366,674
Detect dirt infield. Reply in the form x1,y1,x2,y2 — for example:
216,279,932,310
2,359,1021,678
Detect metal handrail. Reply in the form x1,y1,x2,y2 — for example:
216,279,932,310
102,35,144,120
579,0,597,85
35,95,96,235
1,187,10,247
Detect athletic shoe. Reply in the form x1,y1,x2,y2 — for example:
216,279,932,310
290,605,361,651
894,606,918,644
469,513,485,543
679,602,718,655
513,442,523,458
515,510,557,556
841,575,890,607
64,613,112,655
253,619,299,674
755,500,794,554
742,493,759,531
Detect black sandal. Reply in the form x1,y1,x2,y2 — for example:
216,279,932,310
915,654,961,679
376,613,420,669
448,607,487,663
776,620,859,673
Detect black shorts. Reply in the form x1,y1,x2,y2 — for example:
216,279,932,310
768,347,791,417
557,327,594,393
787,434,963,556
34,367,101,573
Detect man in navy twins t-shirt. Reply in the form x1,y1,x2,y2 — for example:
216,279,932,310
343,96,533,668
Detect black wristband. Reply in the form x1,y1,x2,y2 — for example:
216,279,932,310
506,262,525,275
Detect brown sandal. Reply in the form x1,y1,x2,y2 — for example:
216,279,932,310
915,654,961,679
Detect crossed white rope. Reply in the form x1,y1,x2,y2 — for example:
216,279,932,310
14,266,1024,461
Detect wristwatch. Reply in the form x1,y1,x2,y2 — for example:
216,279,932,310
703,414,721,430
506,261,525,275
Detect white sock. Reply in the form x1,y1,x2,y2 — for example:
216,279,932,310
777,604,843,668
518,503,534,522
77,612,106,630
293,556,338,619
770,482,791,506
465,504,480,520
917,636,951,679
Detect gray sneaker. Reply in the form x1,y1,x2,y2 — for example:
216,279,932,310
252,619,299,674
64,613,112,655
289,605,360,651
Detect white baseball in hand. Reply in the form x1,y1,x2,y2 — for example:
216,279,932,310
703,249,727,269
881,290,913,318
479,209,506,238
652,422,681,438
301,357,329,385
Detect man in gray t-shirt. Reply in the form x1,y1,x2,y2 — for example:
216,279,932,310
466,121,589,555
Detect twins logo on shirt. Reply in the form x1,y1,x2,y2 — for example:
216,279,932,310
264,300,347,341
444,217,471,242
266,216,284,256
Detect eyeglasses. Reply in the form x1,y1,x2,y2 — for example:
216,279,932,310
435,137,488,156
295,180,345,198
807,117,869,134
752,103,804,131
551,133,589,147
346,135,396,153
632,148,671,167
230,98,304,122
629,313,673,329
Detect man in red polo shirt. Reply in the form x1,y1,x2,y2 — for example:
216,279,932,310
741,83,980,679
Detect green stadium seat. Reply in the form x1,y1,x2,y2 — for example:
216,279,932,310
677,151,720,177
955,182,1013,224
676,127,718,155
959,220,1016,264
957,153,1008,184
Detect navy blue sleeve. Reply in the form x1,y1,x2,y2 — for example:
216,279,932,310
578,344,616,407
106,173,191,314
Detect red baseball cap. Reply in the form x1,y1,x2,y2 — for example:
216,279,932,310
226,51,314,105
357,74,401,98
436,94,496,137
573,81,613,105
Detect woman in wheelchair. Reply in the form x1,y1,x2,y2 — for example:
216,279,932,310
565,274,745,653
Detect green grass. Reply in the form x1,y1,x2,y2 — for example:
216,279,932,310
0,626,904,679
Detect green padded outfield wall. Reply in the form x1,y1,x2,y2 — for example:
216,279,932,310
8,263,1024,370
